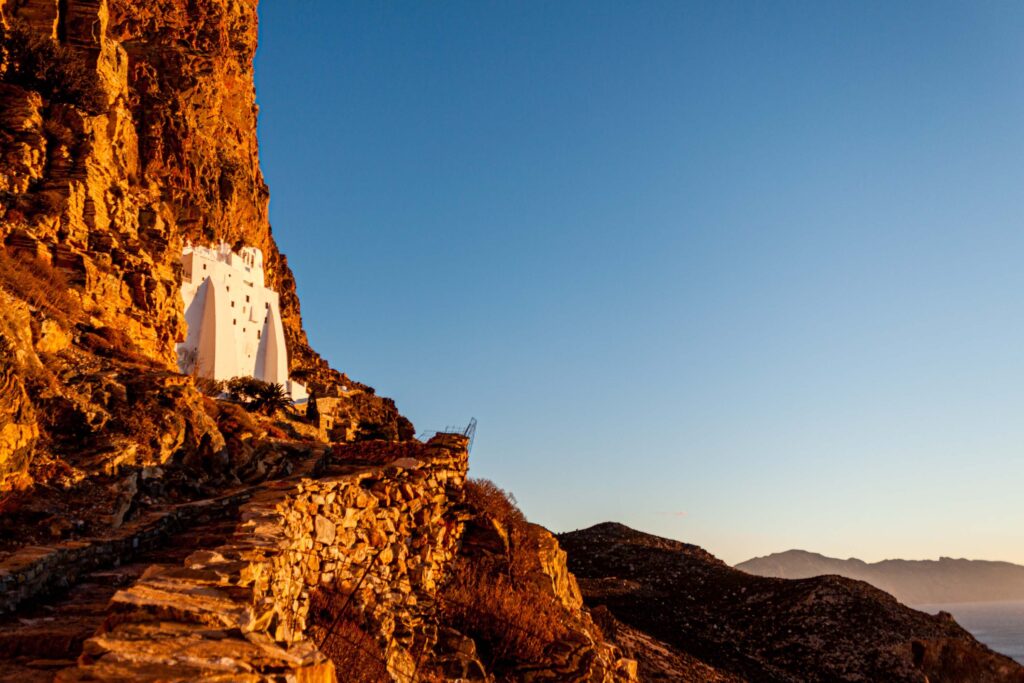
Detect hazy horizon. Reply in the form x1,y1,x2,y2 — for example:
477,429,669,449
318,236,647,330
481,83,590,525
736,549,1024,566
254,1,1024,566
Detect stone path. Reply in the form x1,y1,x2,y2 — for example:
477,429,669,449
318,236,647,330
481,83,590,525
0,517,241,681
0,443,330,682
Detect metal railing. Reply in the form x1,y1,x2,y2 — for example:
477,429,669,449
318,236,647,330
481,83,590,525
416,417,477,453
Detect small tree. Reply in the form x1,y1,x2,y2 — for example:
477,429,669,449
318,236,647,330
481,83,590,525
305,388,319,422
225,376,291,415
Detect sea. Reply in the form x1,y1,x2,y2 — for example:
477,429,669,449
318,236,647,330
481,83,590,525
915,600,1024,665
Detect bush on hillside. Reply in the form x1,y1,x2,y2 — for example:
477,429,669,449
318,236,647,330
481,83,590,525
225,376,291,415
463,478,540,579
306,587,391,683
437,479,572,670
1,23,106,114
438,558,569,669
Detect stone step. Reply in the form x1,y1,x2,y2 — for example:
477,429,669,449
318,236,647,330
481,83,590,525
0,661,60,683
0,505,243,678
0,616,97,658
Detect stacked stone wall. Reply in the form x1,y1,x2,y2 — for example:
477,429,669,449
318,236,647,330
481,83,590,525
0,487,252,614
62,434,469,682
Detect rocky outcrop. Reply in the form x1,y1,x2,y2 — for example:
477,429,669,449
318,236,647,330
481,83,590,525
560,523,1024,683
0,0,408,492
0,292,40,489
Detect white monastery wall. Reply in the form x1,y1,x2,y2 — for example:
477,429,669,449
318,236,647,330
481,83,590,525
177,243,307,402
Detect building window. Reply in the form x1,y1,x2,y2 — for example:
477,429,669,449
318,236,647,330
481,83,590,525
230,301,235,307
245,295,250,302
203,264,207,270
233,319,236,325
257,330,261,339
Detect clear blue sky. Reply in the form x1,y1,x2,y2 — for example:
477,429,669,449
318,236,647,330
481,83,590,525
255,1,1024,565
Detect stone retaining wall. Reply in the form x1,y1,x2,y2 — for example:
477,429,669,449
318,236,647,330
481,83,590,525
61,434,469,682
0,487,253,614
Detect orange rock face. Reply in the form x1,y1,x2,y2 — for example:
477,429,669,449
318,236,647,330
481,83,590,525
0,0,408,487
0,0,306,364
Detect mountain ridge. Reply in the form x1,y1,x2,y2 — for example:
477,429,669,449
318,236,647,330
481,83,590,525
560,522,1024,682
737,549,1024,604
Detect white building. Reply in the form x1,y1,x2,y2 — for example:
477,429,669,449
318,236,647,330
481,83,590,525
177,242,307,403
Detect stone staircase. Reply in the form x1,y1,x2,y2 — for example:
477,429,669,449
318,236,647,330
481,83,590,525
0,517,241,681
0,443,334,681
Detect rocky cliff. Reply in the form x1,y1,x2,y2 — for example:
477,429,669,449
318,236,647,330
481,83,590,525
0,0,410,494
0,3,635,680
3,3,1012,682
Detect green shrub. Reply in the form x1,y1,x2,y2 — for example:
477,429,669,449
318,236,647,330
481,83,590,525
1,23,106,114
225,376,291,415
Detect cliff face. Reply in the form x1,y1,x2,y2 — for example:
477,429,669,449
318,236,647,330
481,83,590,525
0,5,637,681
0,0,408,490
1,0,294,363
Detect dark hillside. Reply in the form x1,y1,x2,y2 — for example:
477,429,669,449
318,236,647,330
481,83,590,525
560,522,1024,683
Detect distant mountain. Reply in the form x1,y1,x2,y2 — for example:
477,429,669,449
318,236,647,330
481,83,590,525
736,550,1024,605
560,523,1024,683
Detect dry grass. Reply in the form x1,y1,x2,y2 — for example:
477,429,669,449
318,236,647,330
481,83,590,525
436,479,571,670
78,324,150,363
330,440,429,465
0,249,81,327
438,558,570,669
463,479,541,579
306,587,391,683
203,399,260,439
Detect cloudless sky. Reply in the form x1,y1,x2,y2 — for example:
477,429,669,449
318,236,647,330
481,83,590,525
255,1,1024,566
